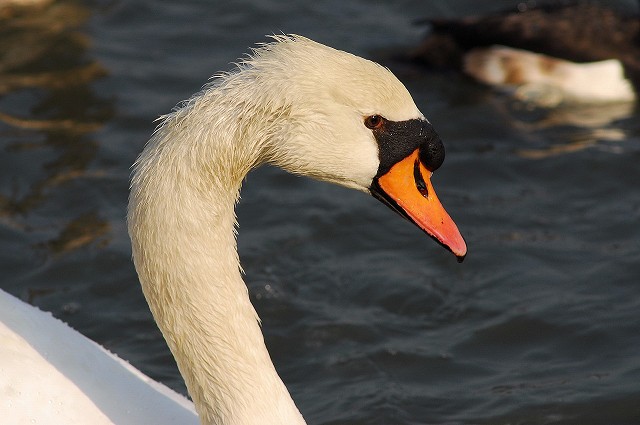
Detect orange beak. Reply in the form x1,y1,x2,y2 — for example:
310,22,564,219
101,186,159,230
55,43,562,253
371,149,467,261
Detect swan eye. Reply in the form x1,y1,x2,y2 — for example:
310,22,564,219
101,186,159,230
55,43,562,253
364,115,384,130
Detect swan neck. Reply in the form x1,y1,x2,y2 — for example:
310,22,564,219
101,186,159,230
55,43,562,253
128,99,305,425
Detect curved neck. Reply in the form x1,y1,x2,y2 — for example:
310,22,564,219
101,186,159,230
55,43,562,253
128,97,305,425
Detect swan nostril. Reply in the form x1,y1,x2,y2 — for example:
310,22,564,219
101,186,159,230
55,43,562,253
419,134,445,172
413,159,429,198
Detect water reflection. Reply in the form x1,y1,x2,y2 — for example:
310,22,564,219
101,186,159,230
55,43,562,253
40,211,110,255
0,0,112,256
497,99,636,159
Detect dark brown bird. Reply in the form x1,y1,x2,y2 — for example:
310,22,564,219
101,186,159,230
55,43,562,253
412,1,640,102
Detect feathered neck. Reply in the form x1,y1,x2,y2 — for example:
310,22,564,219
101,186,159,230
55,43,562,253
127,76,306,425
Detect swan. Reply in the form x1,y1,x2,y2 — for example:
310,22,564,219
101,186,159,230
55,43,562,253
1,35,466,425
411,2,640,104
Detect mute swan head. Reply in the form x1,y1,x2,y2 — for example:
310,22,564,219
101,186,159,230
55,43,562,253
265,35,467,258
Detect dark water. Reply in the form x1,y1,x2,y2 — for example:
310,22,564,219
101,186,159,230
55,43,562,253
2,0,640,424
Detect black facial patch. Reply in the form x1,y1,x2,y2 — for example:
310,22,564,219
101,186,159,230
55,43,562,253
371,118,445,177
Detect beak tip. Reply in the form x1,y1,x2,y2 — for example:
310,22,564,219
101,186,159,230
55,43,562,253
448,237,467,263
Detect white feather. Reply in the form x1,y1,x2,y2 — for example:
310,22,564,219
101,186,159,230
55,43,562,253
0,289,198,424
